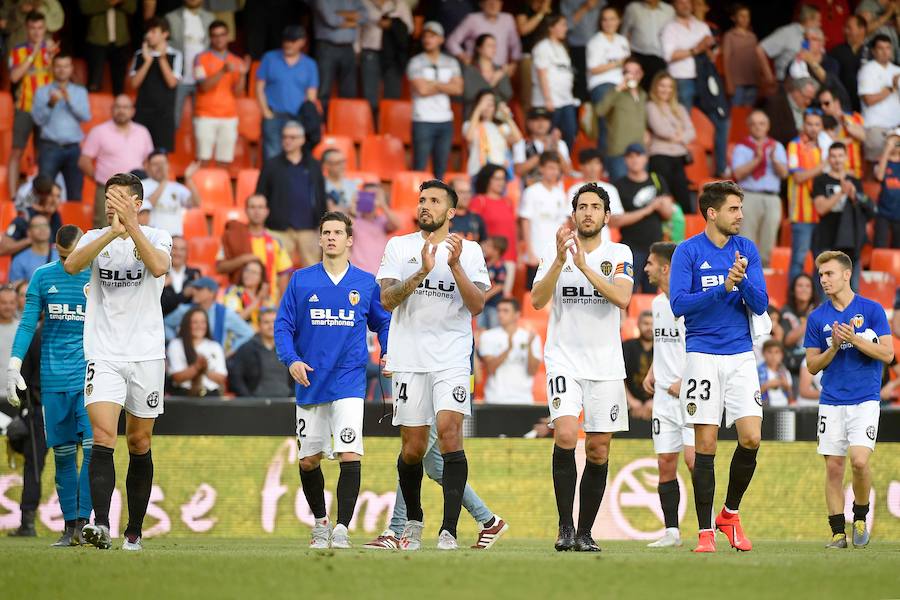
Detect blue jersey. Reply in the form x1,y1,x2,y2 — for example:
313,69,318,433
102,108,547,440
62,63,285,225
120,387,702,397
803,294,890,406
669,232,768,355
11,260,90,393
274,263,391,406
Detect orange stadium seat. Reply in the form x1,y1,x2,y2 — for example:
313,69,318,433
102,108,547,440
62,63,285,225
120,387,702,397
191,168,234,214
0,92,13,133
211,207,246,238
182,208,209,238
765,271,789,308
729,106,753,144
313,134,357,168
870,248,900,275
378,99,412,144
327,99,374,143
628,293,655,318
235,168,259,205
620,316,639,340
59,202,93,231
188,236,221,274
0,202,17,228
83,93,114,134
770,246,791,272
390,170,432,213
684,214,705,238
236,97,262,143
360,134,406,181
685,142,712,188
859,276,896,307
690,108,714,153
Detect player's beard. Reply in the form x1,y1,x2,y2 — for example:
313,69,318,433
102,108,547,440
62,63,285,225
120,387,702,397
577,220,603,239
417,212,446,232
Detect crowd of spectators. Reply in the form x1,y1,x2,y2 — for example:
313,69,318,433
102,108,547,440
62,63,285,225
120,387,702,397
0,0,898,407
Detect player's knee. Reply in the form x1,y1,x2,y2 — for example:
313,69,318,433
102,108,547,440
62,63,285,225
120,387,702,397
299,456,321,472
738,432,761,450
554,428,578,449
849,455,869,473
584,441,609,464
436,427,462,453
401,439,427,463
657,454,678,479
125,431,151,454
825,457,844,478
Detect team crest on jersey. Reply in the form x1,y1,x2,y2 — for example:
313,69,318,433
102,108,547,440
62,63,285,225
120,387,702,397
754,390,762,406
83,283,90,297
85,384,93,397
340,427,356,443
452,386,467,403
686,402,697,416
348,290,360,306
552,397,561,409
851,314,864,329
625,263,634,278
600,261,613,277
146,391,159,408
866,426,876,440
133,247,142,262
610,404,619,422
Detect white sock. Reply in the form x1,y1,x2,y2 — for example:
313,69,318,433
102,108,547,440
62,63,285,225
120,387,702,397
665,527,680,538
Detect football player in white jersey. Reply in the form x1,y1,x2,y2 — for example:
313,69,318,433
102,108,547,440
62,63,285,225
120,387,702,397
641,242,695,548
376,179,490,550
531,182,634,552
64,173,173,551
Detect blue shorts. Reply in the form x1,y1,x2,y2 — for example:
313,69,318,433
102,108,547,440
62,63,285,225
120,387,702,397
42,390,92,448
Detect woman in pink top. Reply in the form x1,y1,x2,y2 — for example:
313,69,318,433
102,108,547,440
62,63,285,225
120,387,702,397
469,163,518,269
722,3,760,106
646,72,695,214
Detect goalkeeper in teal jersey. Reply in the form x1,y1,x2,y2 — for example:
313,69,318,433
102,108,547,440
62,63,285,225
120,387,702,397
7,225,92,547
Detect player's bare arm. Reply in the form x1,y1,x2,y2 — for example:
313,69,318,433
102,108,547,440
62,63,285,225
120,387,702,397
107,187,170,277
805,332,842,375
380,236,436,311
526,332,540,375
289,361,314,387
531,226,573,309
64,224,122,274
570,237,632,310
446,233,485,316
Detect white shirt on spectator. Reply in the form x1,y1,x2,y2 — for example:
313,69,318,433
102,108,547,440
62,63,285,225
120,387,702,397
764,366,792,407
142,178,192,236
167,337,228,393
479,327,542,404
181,9,206,85
621,0,675,58
857,59,900,128
463,120,512,175
586,32,630,90
406,52,461,123
518,180,570,258
512,138,570,166
531,38,575,108
660,16,712,79
566,180,624,244
759,23,805,80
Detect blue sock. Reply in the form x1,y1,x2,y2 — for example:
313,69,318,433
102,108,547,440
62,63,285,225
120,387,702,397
54,444,79,521
78,438,94,520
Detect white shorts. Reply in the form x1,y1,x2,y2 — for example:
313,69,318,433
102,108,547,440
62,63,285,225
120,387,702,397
391,367,471,427
681,351,762,428
652,389,695,454
817,401,880,456
83,359,165,418
296,398,365,460
194,116,238,162
547,373,629,433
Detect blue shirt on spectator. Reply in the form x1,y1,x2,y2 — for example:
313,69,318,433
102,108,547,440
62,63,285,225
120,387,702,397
877,160,900,222
257,50,319,115
312,0,368,45
10,246,58,282
31,82,91,145
731,141,788,194
561,0,604,47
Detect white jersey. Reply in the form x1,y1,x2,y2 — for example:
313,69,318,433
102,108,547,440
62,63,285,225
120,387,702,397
651,293,686,393
478,327,543,405
534,239,634,380
376,232,490,372
78,225,173,362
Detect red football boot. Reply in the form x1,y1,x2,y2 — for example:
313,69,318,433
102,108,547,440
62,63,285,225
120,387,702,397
715,508,753,551
693,530,716,553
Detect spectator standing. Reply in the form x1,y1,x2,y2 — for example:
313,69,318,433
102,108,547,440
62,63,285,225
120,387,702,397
2,175,62,257
478,298,542,405
828,15,870,113
446,0,521,77
193,19,248,168
448,176,487,243
321,149,359,213
787,109,826,283
216,194,294,294
165,0,215,128
255,122,326,268
359,0,412,121
620,0,674,89
512,107,571,187
9,214,57,282
462,90,522,176
165,277,255,354
788,26,851,109
77,95,154,227
129,17,183,152
731,110,789,266
243,0,306,60
856,0,900,61
818,87,866,178
645,72,695,215
167,307,227,396
518,151,569,288
31,53,90,203
757,340,793,406
222,258,275,328
593,57,647,182
407,21,463,180
586,6,630,159
161,235,201,316
757,4,822,84
311,0,366,120
611,143,674,293
462,33,514,118
141,151,201,236
349,183,401,274
470,163,518,265
256,25,319,160
565,148,625,245
765,77,819,147
560,0,603,101
807,0,852,52
858,35,900,163
8,11,56,203
478,235,509,329
873,129,900,248
780,273,819,374
623,310,654,420
80,0,135,95
531,14,576,151
722,3,760,106
226,308,293,397
416,0,476,47
514,0,553,111
3,1,63,48
659,0,715,110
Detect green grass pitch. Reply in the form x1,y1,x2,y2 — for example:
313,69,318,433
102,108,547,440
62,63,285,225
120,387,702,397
2,537,898,599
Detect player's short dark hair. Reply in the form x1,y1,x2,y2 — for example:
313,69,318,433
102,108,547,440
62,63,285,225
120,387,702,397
828,141,847,154
539,151,562,167
762,339,784,353
872,34,893,49
105,172,144,201
815,250,852,271
699,180,743,221
488,234,508,255
56,225,83,250
209,19,228,34
497,297,520,312
25,11,45,23
419,179,458,208
571,182,610,213
319,211,353,236
649,241,676,264
146,16,170,34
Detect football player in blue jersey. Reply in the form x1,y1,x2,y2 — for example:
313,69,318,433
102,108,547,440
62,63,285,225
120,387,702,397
7,225,92,547
669,181,768,552
275,211,391,550
805,251,894,549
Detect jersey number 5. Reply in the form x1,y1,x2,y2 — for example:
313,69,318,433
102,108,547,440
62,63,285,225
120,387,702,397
685,379,711,401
